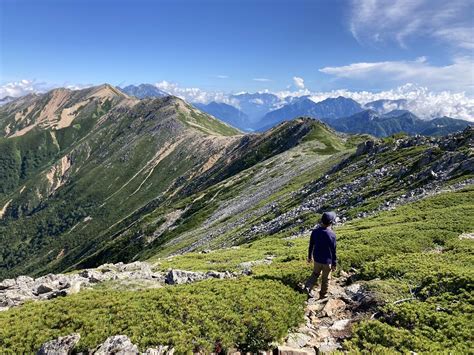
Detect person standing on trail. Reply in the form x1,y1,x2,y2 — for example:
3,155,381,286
305,211,337,299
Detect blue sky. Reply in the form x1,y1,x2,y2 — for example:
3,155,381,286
1,0,473,120
1,0,473,92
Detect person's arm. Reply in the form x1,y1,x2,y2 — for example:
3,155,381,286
331,234,337,270
308,231,315,262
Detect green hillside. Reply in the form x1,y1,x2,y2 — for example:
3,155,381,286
1,188,472,353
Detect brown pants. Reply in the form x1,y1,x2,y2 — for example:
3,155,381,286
305,261,331,297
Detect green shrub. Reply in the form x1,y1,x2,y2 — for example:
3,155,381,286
0,278,304,353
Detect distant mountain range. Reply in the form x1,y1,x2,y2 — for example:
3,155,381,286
258,96,363,131
2,83,471,136
327,110,472,137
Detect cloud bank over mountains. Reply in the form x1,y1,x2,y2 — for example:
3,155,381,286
1,79,473,122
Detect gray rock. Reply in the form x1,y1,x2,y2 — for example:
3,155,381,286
277,346,316,355
93,335,139,354
144,345,174,354
35,284,54,295
0,279,16,290
165,269,235,285
330,319,351,331
285,332,311,348
37,333,80,355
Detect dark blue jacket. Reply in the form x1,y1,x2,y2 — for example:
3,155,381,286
308,225,337,266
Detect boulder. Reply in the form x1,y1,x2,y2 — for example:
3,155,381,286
144,345,174,354
37,333,80,355
330,319,351,331
35,284,54,295
285,333,311,348
93,335,139,354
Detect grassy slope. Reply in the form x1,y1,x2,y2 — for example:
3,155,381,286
1,188,472,353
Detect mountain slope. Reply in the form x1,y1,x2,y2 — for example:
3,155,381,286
194,102,249,131
0,84,130,138
0,89,243,278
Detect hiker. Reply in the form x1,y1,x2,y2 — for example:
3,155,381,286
305,211,337,299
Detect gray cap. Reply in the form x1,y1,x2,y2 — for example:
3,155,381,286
321,211,336,225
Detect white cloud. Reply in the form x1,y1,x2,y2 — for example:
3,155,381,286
250,98,264,105
319,57,474,92
349,0,474,50
216,75,229,79
154,80,239,105
0,79,47,98
253,78,271,82
303,83,474,121
293,76,305,89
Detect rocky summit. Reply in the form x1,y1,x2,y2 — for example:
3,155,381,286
0,84,472,354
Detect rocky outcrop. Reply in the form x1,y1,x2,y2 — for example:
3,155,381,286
37,333,80,355
164,269,236,285
0,262,163,310
0,261,244,311
37,334,175,355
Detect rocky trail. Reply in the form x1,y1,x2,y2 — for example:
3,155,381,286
278,272,373,354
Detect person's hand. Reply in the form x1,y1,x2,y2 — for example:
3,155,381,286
307,258,312,264
331,265,337,272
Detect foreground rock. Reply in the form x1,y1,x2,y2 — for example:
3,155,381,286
38,334,175,355
37,333,80,355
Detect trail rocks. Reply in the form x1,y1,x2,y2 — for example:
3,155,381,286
37,333,80,355
281,274,374,354
321,298,346,317
276,345,316,355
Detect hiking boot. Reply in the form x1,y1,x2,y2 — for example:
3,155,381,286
305,287,316,298
319,293,329,301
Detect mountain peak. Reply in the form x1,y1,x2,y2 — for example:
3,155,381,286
120,83,169,99
88,84,130,100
